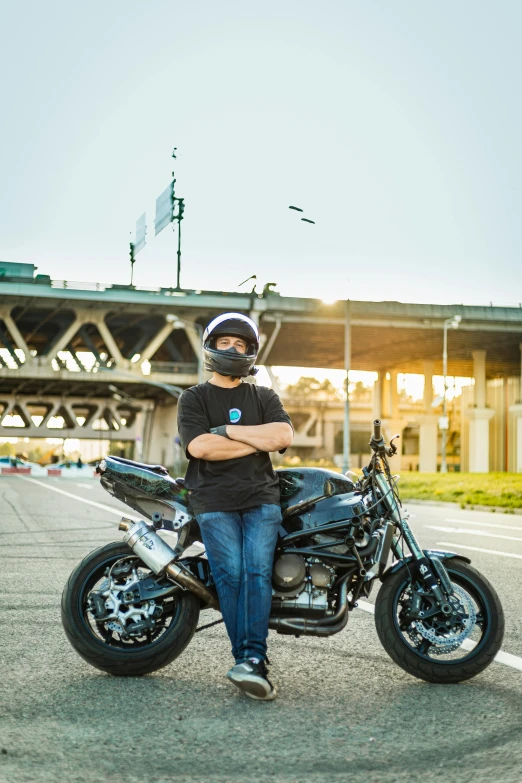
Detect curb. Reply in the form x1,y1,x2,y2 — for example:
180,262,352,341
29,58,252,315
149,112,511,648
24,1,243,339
403,497,522,516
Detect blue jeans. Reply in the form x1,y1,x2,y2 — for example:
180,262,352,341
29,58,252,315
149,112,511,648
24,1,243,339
196,504,281,664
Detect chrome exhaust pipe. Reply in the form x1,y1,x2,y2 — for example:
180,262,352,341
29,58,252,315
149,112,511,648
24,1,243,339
165,562,219,609
119,519,219,609
274,611,349,637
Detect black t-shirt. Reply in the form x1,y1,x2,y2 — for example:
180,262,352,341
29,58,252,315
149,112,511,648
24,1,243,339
177,382,292,515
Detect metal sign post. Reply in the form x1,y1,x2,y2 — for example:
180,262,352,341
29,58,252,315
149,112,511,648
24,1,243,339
130,213,147,286
154,178,186,290
343,299,351,473
174,198,185,291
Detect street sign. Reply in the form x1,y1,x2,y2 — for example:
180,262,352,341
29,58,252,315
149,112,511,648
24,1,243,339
154,180,175,236
134,213,147,254
438,416,449,431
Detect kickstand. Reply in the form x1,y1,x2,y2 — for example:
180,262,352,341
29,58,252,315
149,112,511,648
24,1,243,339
195,618,225,633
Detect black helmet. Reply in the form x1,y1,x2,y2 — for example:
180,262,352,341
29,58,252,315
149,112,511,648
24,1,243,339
203,312,259,377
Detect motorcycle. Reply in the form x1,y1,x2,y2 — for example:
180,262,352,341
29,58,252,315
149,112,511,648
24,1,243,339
61,419,504,683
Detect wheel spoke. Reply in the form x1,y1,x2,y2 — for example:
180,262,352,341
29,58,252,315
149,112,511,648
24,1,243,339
81,553,183,651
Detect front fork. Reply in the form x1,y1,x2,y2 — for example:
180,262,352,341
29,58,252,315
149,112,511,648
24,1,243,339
372,472,453,606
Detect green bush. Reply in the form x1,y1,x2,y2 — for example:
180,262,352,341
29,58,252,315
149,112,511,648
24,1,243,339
399,472,522,509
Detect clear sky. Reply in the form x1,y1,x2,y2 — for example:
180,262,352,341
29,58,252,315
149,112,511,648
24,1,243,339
1,0,521,306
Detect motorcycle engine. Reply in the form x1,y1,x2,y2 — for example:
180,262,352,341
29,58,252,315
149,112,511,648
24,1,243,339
271,554,336,617
272,554,307,597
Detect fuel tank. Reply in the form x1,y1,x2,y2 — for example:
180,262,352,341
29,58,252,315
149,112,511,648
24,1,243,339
278,467,357,517
277,467,365,535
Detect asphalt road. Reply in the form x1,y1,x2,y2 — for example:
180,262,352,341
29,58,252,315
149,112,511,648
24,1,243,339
1,475,522,783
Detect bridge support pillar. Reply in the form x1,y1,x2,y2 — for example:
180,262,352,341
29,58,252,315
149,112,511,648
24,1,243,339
382,372,406,472
418,363,437,472
418,416,439,472
464,350,495,473
509,405,522,473
133,410,148,462
146,403,178,469
381,419,405,474
465,408,495,472
323,420,336,459
372,373,382,420
509,344,522,472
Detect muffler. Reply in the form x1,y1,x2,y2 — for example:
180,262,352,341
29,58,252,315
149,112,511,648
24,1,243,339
119,519,219,609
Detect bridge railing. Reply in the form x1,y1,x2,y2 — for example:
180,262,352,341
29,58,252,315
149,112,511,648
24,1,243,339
149,361,198,375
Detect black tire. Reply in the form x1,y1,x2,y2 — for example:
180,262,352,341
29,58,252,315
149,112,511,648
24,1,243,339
374,559,505,684
61,541,200,676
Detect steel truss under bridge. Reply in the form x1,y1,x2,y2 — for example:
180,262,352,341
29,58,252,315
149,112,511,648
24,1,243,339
0,395,151,440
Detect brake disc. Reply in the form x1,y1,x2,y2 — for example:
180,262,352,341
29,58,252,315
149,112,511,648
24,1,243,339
90,561,155,638
407,584,476,655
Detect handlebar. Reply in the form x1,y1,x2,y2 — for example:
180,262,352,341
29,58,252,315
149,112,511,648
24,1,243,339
370,419,400,458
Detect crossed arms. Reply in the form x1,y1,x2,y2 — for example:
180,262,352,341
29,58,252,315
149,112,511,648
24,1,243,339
187,422,293,461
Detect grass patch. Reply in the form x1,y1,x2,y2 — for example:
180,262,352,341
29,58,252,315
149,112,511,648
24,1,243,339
398,473,522,509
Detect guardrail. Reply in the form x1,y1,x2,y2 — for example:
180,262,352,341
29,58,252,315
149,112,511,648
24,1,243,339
50,280,165,294
0,465,97,478
149,361,199,374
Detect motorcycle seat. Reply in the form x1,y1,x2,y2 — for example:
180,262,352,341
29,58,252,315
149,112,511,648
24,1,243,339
108,456,169,476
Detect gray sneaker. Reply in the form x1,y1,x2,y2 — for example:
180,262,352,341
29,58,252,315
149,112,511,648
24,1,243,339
226,658,277,700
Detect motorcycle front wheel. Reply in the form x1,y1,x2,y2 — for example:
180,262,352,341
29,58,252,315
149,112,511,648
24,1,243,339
61,541,200,676
375,559,504,683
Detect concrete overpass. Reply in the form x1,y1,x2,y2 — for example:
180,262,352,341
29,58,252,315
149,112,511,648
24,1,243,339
1,266,522,471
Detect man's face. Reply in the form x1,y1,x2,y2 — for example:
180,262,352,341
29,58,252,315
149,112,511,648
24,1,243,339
216,334,247,354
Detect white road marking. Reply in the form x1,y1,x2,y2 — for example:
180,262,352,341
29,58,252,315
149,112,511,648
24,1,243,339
427,525,522,543
445,518,522,533
491,650,522,672
357,600,522,673
16,476,139,521
436,541,522,560
75,483,94,490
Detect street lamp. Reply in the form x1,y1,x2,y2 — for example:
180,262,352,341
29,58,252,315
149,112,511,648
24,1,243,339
343,300,351,473
440,315,462,473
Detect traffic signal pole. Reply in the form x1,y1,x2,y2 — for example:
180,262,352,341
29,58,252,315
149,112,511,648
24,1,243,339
174,198,185,291
176,213,182,291
129,243,135,286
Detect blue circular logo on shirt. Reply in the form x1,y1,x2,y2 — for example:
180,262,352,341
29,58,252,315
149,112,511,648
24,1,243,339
229,408,242,423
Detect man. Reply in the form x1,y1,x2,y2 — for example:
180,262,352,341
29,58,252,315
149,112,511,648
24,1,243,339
177,312,293,700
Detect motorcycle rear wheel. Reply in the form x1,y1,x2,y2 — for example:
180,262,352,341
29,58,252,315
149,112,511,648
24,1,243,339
61,541,200,676
375,560,504,683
